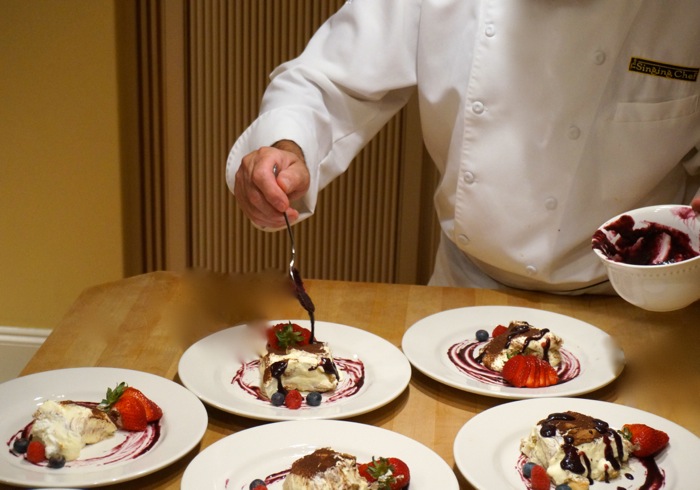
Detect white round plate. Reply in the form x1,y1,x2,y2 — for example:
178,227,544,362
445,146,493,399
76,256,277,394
182,419,459,489
178,320,411,421
454,397,700,490
402,306,624,399
0,367,208,488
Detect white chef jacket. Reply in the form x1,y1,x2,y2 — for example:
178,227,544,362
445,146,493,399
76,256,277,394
226,0,700,293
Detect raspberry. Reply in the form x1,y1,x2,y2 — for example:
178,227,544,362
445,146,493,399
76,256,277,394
26,440,46,464
284,389,303,409
530,464,550,490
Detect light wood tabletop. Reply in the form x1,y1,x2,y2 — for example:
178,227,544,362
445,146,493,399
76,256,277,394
3,271,699,489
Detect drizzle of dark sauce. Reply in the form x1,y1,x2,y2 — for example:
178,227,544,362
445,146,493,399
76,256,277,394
538,412,665,490
291,267,316,343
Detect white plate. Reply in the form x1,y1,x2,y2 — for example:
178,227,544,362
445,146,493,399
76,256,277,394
0,367,208,488
178,320,411,421
402,306,624,399
454,397,700,490
182,419,459,489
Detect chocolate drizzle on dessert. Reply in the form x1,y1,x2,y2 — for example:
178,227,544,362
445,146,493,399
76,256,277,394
539,411,629,483
318,357,340,380
476,321,553,366
291,267,316,343
592,213,700,265
270,360,289,395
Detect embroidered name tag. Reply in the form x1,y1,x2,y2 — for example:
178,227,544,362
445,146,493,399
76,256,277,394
629,57,698,82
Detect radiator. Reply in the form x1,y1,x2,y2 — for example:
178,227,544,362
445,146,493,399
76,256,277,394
131,0,439,285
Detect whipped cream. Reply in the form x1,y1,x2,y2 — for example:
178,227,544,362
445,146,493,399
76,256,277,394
260,343,340,399
30,400,117,461
479,321,562,372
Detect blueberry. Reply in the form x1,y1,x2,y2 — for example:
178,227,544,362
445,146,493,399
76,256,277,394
249,479,266,489
306,391,322,406
522,462,536,478
475,329,489,342
555,485,572,490
48,455,66,469
12,437,29,454
270,392,285,406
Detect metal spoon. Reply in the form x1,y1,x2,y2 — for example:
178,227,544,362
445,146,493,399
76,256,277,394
272,164,295,282
273,164,316,341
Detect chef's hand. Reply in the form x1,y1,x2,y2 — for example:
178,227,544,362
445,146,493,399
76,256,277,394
692,196,700,214
234,140,310,229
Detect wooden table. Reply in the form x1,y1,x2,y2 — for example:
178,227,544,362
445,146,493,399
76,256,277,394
4,271,699,489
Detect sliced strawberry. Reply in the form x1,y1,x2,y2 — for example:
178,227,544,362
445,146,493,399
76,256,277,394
359,456,410,490
266,322,312,350
529,464,550,490
502,355,528,387
113,396,148,431
622,423,670,457
524,356,539,387
26,440,46,464
542,361,559,386
503,355,558,388
492,324,508,337
122,387,163,422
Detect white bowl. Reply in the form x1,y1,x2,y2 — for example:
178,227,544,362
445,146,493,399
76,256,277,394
592,205,700,312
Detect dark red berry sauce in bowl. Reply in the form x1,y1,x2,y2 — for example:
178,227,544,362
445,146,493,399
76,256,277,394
592,205,700,311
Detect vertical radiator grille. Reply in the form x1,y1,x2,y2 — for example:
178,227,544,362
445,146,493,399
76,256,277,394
187,0,407,283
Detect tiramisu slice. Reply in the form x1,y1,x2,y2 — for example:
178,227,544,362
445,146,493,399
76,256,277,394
478,320,562,372
282,447,370,490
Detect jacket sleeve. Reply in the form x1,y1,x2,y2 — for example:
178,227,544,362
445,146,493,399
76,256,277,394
225,0,421,219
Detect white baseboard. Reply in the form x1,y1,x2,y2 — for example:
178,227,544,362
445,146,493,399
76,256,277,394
0,326,52,383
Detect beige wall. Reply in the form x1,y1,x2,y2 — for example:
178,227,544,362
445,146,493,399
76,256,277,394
0,0,124,328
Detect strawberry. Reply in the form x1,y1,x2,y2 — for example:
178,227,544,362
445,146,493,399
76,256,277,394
113,395,148,431
358,456,410,490
529,463,550,490
284,389,303,409
99,382,152,431
122,387,163,422
622,423,670,457
26,440,46,464
502,355,528,386
492,324,508,337
502,355,558,388
266,322,312,350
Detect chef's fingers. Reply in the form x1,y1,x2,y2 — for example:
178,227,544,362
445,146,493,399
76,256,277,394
234,146,305,228
691,196,700,214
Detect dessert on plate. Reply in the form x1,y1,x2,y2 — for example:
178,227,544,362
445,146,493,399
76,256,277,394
478,320,562,372
519,411,669,489
282,447,370,490
266,447,410,490
11,382,162,468
259,322,340,402
29,400,117,462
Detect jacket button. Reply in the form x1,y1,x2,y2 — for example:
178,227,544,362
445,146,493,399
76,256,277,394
593,50,606,65
484,24,496,37
472,101,485,114
525,265,538,276
567,125,581,140
544,197,558,210
463,171,476,184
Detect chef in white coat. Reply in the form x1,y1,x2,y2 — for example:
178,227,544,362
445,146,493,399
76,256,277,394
227,0,700,293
